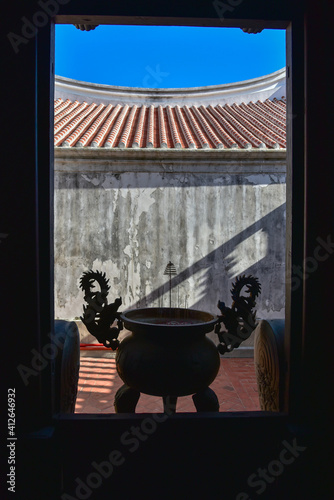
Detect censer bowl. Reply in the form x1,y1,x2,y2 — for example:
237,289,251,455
117,307,220,397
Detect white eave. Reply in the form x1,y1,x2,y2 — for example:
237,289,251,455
55,68,286,106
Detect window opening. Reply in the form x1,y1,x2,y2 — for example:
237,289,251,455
53,24,287,414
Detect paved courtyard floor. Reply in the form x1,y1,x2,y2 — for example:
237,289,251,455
75,356,261,413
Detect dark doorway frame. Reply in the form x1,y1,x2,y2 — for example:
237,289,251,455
4,1,333,498
50,15,295,421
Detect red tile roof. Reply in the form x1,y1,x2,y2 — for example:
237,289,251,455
54,97,286,150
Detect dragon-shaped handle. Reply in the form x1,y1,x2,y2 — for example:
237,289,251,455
79,270,123,350
215,274,261,354
79,270,261,354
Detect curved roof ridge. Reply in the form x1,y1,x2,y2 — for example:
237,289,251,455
55,68,285,93
55,68,286,107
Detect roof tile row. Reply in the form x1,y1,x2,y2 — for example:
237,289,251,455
54,97,286,149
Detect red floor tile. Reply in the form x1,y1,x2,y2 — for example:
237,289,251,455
75,356,261,413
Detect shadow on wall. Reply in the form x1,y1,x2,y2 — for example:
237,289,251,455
133,203,286,319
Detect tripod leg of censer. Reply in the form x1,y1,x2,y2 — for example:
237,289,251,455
163,395,178,414
114,384,140,413
192,387,219,412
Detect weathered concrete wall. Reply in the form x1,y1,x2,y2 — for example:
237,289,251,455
54,149,286,345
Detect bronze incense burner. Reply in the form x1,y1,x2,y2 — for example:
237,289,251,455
79,270,261,413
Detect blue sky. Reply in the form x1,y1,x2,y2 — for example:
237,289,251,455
55,25,285,88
